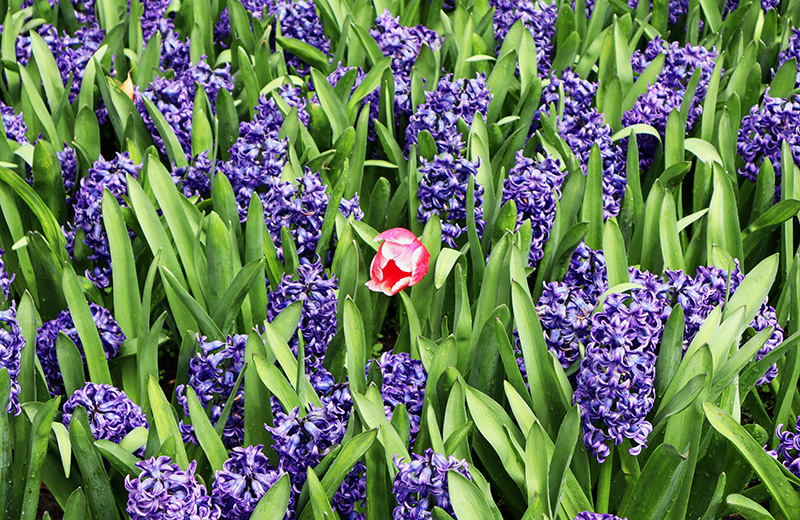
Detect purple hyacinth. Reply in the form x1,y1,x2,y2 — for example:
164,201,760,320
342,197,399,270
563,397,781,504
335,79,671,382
176,334,247,448
0,249,14,302
141,0,175,41
374,352,427,439
125,457,221,520
267,402,348,494
774,417,800,477
574,329,657,463
573,514,627,520
62,383,148,445
417,153,485,246
624,37,718,170
58,147,78,204
564,243,609,297
267,260,338,369
370,11,442,117
777,28,800,86
392,449,471,520
0,305,24,416
406,73,493,155
271,0,331,72
537,282,596,368
539,68,597,120
314,64,379,139
725,0,779,15
171,151,213,198
371,11,441,78
1,101,29,144
211,445,287,520
502,151,565,266
738,92,800,192
490,0,557,74
36,304,125,396
136,57,233,159
67,152,141,288
334,462,366,520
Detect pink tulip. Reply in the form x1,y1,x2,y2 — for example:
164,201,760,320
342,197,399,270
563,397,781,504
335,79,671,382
366,228,430,296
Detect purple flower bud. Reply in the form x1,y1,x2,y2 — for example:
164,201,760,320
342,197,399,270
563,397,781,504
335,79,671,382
490,0,557,74
1,102,29,144
374,352,427,438
392,448,471,519
211,445,287,520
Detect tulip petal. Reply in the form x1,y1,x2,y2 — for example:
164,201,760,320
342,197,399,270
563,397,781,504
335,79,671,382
375,228,417,245
410,246,431,284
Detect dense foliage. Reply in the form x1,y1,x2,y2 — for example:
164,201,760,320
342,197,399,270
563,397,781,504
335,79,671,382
1,0,800,518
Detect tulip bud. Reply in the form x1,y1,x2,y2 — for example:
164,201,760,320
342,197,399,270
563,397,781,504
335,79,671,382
366,228,430,296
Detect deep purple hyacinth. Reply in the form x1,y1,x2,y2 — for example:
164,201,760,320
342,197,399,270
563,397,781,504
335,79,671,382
417,153,485,247
624,37,719,170
539,68,597,120
62,383,148,444
574,334,657,463
176,334,247,448
211,445,287,520
1,102,29,144
267,402,348,494
406,73,493,155
573,514,627,520
125,457,221,520
267,260,338,368
36,304,125,396
725,0,779,15
371,11,442,117
271,0,331,72
738,92,800,191
0,305,25,416
171,151,213,198
371,11,441,78
777,28,800,86
537,282,596,368
392,449,471,520
0,250,14,301
374,352,427,438
58,147,78,202
67,152,141,288
774,417,800,477
136,57,233,159
490,0,557,73
334,462,367,520
564,242,608,297
502,151,565,266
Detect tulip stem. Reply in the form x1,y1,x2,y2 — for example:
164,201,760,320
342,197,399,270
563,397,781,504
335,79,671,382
596,447,613,514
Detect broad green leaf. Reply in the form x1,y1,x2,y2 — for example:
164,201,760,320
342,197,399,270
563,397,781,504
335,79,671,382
251,473,292,520
147,376,189,469
449,471,495,520
67,407,119,520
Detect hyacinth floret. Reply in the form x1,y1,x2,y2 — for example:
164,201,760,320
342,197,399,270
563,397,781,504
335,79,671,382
374,352,427,437
0,249,14,301
738,91,800,191
171,151,214,198
417,153,485,246
176,334,247,448
0,305,24,416
1,101,29,144
267,260,338,368
539,68,597,120
267,402,348,493
334,462,367,520
502,151,564,266
406,73,493,155
564,242,609,298
490,0,558,73
392,449,471,520
211,445,287,520
68,153,141,288
62,383,148,445
774,417,800,477
36,304,125,395
125,457,220,520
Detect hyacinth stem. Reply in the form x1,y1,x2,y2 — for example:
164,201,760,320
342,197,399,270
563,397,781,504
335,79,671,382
596,448,613,514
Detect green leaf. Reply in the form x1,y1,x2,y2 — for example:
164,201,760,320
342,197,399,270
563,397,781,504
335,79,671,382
319,429,377,498
582,145,604,250
703,402,800,518
139,95,188,168
251,473,292,520
344,298,367,395
67,407,119,520
62,488,86,520
62,263,112,385
94,439,140,477
32,140,66,224
253,355,302,413
618,444,688,520
19,67,59,144
660,191,685,272
449,471,495,520
548,406,580,518
159,265,223,339
276,36,330,73
147,376,189,469
602,218,628,287
307,466,340,520
103,189,140,338
0,370,12,518
726,493,776,520
56,333,85,396
184,385,228,473
20,397,61,520
310,69,350,141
